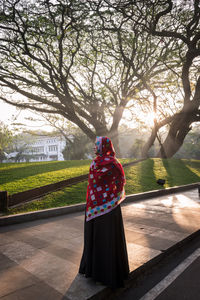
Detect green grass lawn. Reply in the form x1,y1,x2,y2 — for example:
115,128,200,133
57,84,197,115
0,159,131,195
6,158,200,215
0,160,92,194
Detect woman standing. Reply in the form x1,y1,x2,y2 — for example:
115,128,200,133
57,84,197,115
79,136,129,289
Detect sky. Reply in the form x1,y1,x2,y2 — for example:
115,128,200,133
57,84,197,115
0,100,53,132
0,101,18,124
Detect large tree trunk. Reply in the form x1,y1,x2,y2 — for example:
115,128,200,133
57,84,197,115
157,112,192,158
141,127,158,158
109,128,121,157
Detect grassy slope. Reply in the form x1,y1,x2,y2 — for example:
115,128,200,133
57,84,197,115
6,158,200,215
0,160,91,194
0,159,131,194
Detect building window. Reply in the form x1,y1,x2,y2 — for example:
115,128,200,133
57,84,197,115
48,145,58,152
31,147,44,153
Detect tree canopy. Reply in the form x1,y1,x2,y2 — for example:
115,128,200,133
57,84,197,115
126,0,200,157
0,0,199,157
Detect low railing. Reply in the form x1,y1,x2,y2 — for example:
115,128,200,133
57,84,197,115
0,158,146,211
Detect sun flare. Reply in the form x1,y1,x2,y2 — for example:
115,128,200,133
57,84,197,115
144,112,157,127
122,107,157,128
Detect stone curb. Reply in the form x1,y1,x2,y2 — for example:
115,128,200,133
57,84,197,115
0,182,199,227
124,182,200,204
0,203,85,226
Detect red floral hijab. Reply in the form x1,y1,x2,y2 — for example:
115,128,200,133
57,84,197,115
86,136,126,222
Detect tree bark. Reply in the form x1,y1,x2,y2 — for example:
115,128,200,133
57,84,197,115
156,113,192,158
109,105,126,157
141,127,158,158
109,128,121,157
146,0,200,158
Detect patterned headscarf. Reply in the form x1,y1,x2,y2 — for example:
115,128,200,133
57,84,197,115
86,136,126,221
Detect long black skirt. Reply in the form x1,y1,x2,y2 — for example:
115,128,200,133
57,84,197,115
79,205,129,289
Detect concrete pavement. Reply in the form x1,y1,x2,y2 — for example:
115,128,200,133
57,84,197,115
0,188,200,299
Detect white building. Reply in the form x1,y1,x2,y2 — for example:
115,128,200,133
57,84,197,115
6,134,66,162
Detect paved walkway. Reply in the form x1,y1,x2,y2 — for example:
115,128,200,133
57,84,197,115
0,189,200,300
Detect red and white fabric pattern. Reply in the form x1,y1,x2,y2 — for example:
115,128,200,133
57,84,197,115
86,136,126,222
